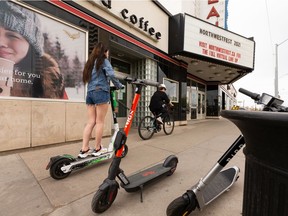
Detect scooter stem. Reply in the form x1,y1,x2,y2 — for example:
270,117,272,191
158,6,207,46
115,85,142,157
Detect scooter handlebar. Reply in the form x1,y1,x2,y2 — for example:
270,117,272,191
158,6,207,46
239,88,260,101
114,73,128,81
115,73,159,87
142,79,159,87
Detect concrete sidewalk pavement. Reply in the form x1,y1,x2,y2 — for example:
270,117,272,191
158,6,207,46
0,118,245,216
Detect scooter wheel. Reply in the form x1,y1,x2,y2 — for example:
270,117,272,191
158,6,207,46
166,195,196,216
163,155,178,176
120,144,128,158
91,185,118,213
49,158,71,180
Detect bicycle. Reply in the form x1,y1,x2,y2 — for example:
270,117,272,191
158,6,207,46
138,105,175,140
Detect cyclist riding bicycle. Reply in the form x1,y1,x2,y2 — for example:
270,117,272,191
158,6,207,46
149,83,173,124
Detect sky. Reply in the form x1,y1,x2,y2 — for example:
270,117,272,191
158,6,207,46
158,0,288,107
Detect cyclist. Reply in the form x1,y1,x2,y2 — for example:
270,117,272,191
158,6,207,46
149,83,173,124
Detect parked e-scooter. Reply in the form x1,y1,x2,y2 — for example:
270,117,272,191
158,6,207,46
46,87,128,180
166,88,287,216
91,75,178,213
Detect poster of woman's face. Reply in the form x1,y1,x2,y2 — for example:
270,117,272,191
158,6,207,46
0,1,87,100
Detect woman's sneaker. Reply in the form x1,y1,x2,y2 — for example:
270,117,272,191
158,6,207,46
78,148,91,158
91,146,107,156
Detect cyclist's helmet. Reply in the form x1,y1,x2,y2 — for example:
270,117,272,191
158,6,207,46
158,83,166,90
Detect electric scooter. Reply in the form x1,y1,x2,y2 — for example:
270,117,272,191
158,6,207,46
46,87,128,180
91,75,178,213
166,88,286,216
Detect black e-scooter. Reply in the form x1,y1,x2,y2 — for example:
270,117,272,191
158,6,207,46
166,88,286,216
91,75,178,213
46,87,128,180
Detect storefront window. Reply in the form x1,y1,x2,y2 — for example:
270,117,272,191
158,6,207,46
198,83,205,92
0,1,87,100
111,58,130,118
192,80,197,88
163,78,179,102
111,58,130,74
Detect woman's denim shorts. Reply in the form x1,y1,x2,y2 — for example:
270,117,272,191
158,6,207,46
86,90,110,105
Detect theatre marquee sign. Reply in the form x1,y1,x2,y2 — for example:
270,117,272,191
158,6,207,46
184,15,255,69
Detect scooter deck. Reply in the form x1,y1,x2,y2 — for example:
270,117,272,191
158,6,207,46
60,152,113,173
121,164,171,192
203,167,239,205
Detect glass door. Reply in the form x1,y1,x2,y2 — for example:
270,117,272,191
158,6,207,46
186,87,191,120
111,57,131,128
186,86,198,120
114,71,131,128
197,92,206,119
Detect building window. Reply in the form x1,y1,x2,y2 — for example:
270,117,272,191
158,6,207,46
206,85,219,116
111,58,130,74
0,1,88,100
163,78,179,103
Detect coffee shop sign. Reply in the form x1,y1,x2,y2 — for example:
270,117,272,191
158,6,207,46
89,0,162,40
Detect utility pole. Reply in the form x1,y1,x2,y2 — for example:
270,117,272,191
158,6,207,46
275,38,288,98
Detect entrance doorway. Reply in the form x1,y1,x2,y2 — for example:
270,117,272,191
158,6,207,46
113,71,131,127
186,80,206,120
197,92,206,119
186,87,197,119
110,42,144,128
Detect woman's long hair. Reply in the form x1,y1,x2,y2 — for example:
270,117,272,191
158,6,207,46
82,42,107,84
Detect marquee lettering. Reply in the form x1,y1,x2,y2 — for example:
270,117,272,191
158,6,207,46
206,0,222,26
121,9,161,40
208,0,219,4
207,6,220,20
101,0,111,9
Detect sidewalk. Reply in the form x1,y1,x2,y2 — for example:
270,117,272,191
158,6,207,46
0,118,244,216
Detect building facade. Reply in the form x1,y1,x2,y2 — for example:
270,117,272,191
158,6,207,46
0,0,255,152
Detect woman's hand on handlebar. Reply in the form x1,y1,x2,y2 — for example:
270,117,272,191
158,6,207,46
110,85,125,91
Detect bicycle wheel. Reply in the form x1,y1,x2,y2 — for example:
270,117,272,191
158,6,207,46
138,116,155,140
163,114,174,135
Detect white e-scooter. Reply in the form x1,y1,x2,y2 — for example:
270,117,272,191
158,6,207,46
46,87,128,180
166,88,286,216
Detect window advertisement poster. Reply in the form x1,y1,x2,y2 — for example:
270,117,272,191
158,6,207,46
0,1,87,100
163,78,179,103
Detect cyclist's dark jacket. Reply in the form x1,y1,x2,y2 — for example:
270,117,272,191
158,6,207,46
149,90,170,115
